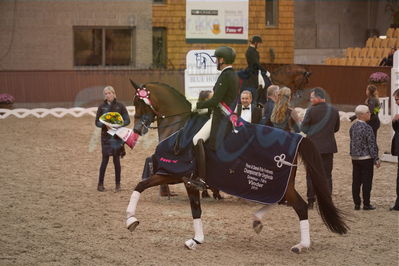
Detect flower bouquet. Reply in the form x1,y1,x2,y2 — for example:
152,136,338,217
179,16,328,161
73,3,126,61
368,72,389,84
99,112,139,149
99,112,124,128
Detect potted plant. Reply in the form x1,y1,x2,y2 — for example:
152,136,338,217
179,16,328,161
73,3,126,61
0,93,15,109
369,72,390,97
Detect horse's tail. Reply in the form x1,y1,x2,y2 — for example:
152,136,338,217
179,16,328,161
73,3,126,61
299,137,349,235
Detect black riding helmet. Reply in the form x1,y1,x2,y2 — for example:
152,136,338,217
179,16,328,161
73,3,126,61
250,35,262,44
213,46,236,64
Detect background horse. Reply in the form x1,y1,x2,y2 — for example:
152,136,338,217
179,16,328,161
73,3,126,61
126,81,348,252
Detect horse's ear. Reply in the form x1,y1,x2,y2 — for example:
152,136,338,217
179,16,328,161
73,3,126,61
129,79,140,92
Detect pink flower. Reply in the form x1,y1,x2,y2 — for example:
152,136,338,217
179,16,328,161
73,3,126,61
0,93,15,104
368,72,389,83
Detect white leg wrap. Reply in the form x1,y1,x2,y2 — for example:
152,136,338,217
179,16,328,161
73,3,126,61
193,218,204,243
253,204,274,221
185,218,204,250
291,220,311,253
126,191,140,218
299,220,311,248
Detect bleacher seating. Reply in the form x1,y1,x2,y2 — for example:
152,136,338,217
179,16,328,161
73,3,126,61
324,27,396,66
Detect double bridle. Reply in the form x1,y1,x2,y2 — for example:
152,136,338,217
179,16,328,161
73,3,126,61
135,87,191,130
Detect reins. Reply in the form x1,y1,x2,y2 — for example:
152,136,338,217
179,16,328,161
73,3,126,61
144,111,192,130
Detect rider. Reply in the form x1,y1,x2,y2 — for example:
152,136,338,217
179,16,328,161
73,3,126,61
245,35,270,105
186,46,239,190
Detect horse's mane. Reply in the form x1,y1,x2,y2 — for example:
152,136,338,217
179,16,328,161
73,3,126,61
145,82,191,107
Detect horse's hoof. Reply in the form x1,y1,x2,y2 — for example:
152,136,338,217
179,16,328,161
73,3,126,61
126,217,139,232
184,238,202,250
253,220,263,234
201,190,210,198
291,246,301,254
213,193,224,200
290,243,309,254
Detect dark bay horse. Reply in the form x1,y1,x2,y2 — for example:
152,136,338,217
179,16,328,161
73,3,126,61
126,81,348,252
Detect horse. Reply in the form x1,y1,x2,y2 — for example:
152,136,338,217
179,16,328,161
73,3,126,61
239,64,311,106
126,81,348,253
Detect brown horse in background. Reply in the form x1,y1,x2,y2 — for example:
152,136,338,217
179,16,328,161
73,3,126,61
270,64,311,93
126,81,348,253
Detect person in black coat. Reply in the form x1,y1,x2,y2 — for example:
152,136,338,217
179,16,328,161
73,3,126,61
301,87,340,209
95,86,130,192
187,46,239,190
245,36,265,101
365,84,381,140
236,90,262,124
390,89,399,211
379,48,395,67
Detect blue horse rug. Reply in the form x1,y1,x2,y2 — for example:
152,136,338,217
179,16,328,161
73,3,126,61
150,116,303,204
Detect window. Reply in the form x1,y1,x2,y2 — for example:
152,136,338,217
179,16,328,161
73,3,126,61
153,0,165,3
265,0,278,27
152,27,167,69
73,27,134,66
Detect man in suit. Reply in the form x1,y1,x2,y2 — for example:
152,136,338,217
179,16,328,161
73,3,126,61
260,85,279,126
236,90,262,124
186,46,239,191
390,89,399,211
301,87,340,209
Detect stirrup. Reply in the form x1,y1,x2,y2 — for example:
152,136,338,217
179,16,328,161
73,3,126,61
182,176,207,191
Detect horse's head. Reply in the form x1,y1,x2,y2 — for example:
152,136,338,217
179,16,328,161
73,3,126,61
130,80,156,136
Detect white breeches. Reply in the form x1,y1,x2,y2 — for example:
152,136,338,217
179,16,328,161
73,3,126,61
193,116,213,145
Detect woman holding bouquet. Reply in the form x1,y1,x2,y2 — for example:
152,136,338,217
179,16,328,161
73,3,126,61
95,86,130,192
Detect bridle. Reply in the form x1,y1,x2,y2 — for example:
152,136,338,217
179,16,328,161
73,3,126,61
135,86,191,130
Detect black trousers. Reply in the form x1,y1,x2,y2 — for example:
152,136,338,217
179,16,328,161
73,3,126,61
98,154,121,185
306,153,333,202
352,159,374,206
395,160,399,207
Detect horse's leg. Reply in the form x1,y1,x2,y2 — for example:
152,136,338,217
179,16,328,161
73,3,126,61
184,183,204,250
284,169,310,253
252,204,275,234
126,174,181,231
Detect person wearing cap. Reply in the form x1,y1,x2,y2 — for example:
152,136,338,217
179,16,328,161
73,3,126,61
245,36,266,101
185,46,239,190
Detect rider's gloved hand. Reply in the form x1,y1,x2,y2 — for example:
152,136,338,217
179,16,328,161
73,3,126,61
191,103,198,113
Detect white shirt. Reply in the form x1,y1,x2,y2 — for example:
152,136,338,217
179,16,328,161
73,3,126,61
238,105,251,123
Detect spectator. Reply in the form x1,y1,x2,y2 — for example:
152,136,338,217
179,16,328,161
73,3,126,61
379,48,395,67
390,89,399,211
365,84,381,140
235,90,262,124
270,87,301,132
350,105,380,210
260,85,279,126
95,86,130,192
301,87,340,209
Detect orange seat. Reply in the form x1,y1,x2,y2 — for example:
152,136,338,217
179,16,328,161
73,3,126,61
394,28,399,38
352,47,361,57
337,58,346,65
359,47,368,58
373,38,382,48
366,37,375,48
387,28,395,38
366,47,376,58
369,58,380,66
345,47,354,58
380,38,389,48
353,58,363,66
388,38,397,49
346,57,355,66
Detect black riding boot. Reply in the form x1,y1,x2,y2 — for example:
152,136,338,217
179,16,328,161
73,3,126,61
184,139,207,191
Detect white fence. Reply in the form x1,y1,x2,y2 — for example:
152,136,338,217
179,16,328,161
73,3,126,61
0,104,393,125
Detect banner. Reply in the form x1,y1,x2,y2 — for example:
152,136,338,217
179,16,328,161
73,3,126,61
186,0,248,43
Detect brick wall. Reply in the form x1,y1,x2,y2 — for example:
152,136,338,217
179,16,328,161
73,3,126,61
153,0,294,70
0,0,152,70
